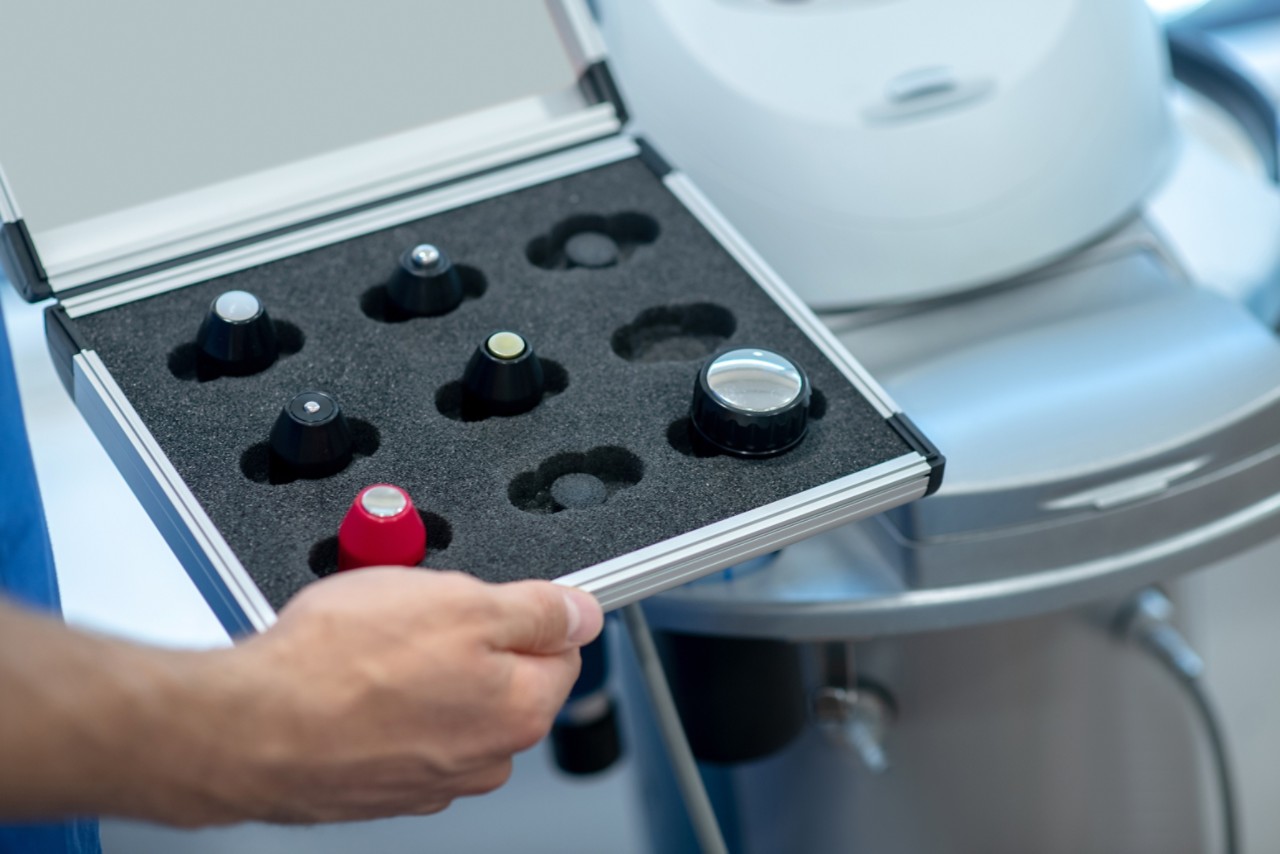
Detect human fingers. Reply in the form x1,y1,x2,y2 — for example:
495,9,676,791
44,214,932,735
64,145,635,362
374,758,514,819
452,757,516,798
495,649,583,753
488,581,603,654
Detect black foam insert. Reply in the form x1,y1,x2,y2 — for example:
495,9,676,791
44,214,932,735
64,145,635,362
71,156,911,610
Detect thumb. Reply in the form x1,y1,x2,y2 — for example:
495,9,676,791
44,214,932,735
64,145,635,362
490,581,603,654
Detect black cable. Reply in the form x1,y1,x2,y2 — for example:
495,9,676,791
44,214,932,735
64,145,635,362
1147,644,1241,854
1122,591,1241,854
621,604,729,854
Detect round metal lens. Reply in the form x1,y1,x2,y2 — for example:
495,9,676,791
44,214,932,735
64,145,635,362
213,290,262,323
409,244,442,270
705,349,804,413
486,331,527,360
361,485,408,518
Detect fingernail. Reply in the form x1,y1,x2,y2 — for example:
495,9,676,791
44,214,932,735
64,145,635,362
562,587,603,646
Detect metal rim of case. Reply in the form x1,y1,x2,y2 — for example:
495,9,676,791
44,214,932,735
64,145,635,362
559,455,931,610
74,351,275,632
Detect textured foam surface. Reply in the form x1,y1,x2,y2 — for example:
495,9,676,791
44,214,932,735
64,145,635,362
72,156,911,610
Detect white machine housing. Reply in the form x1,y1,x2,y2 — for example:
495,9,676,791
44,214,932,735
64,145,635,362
595,0,1176,307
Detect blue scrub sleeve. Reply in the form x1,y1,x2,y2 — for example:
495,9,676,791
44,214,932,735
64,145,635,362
0,297,102,854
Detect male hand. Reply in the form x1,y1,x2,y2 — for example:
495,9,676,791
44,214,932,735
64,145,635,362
197,570,604,824
0,570,603,827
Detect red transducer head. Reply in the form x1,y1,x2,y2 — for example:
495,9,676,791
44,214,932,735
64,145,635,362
338,484,428,571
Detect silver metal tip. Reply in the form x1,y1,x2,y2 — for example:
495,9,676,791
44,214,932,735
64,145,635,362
361,485,409,518
409,244,442,270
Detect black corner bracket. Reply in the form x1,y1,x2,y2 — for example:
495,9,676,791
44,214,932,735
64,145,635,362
888,412,945,497
44,306,86,397
1,219,51,302
580,60,630,125
634,136,674,179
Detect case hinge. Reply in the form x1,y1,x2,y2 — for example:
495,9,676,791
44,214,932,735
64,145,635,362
1,219,50,301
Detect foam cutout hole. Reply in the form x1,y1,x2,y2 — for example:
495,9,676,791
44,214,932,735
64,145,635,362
666,418,720,459
168,320,305,381
525,212,660,270
810,388,828,420
435,359,569,422
240,418,381,485
308,510,454,577
360,265,487,323
509,446,643,514
611,303,736,363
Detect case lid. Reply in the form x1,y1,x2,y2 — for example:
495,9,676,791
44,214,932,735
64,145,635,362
0,0,618,300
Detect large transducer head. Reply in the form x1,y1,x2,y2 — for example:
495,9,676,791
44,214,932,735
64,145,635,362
690,348,810,457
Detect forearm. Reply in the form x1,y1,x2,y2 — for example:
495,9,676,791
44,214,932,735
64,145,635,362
0,570,602,828
0,599,240,825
